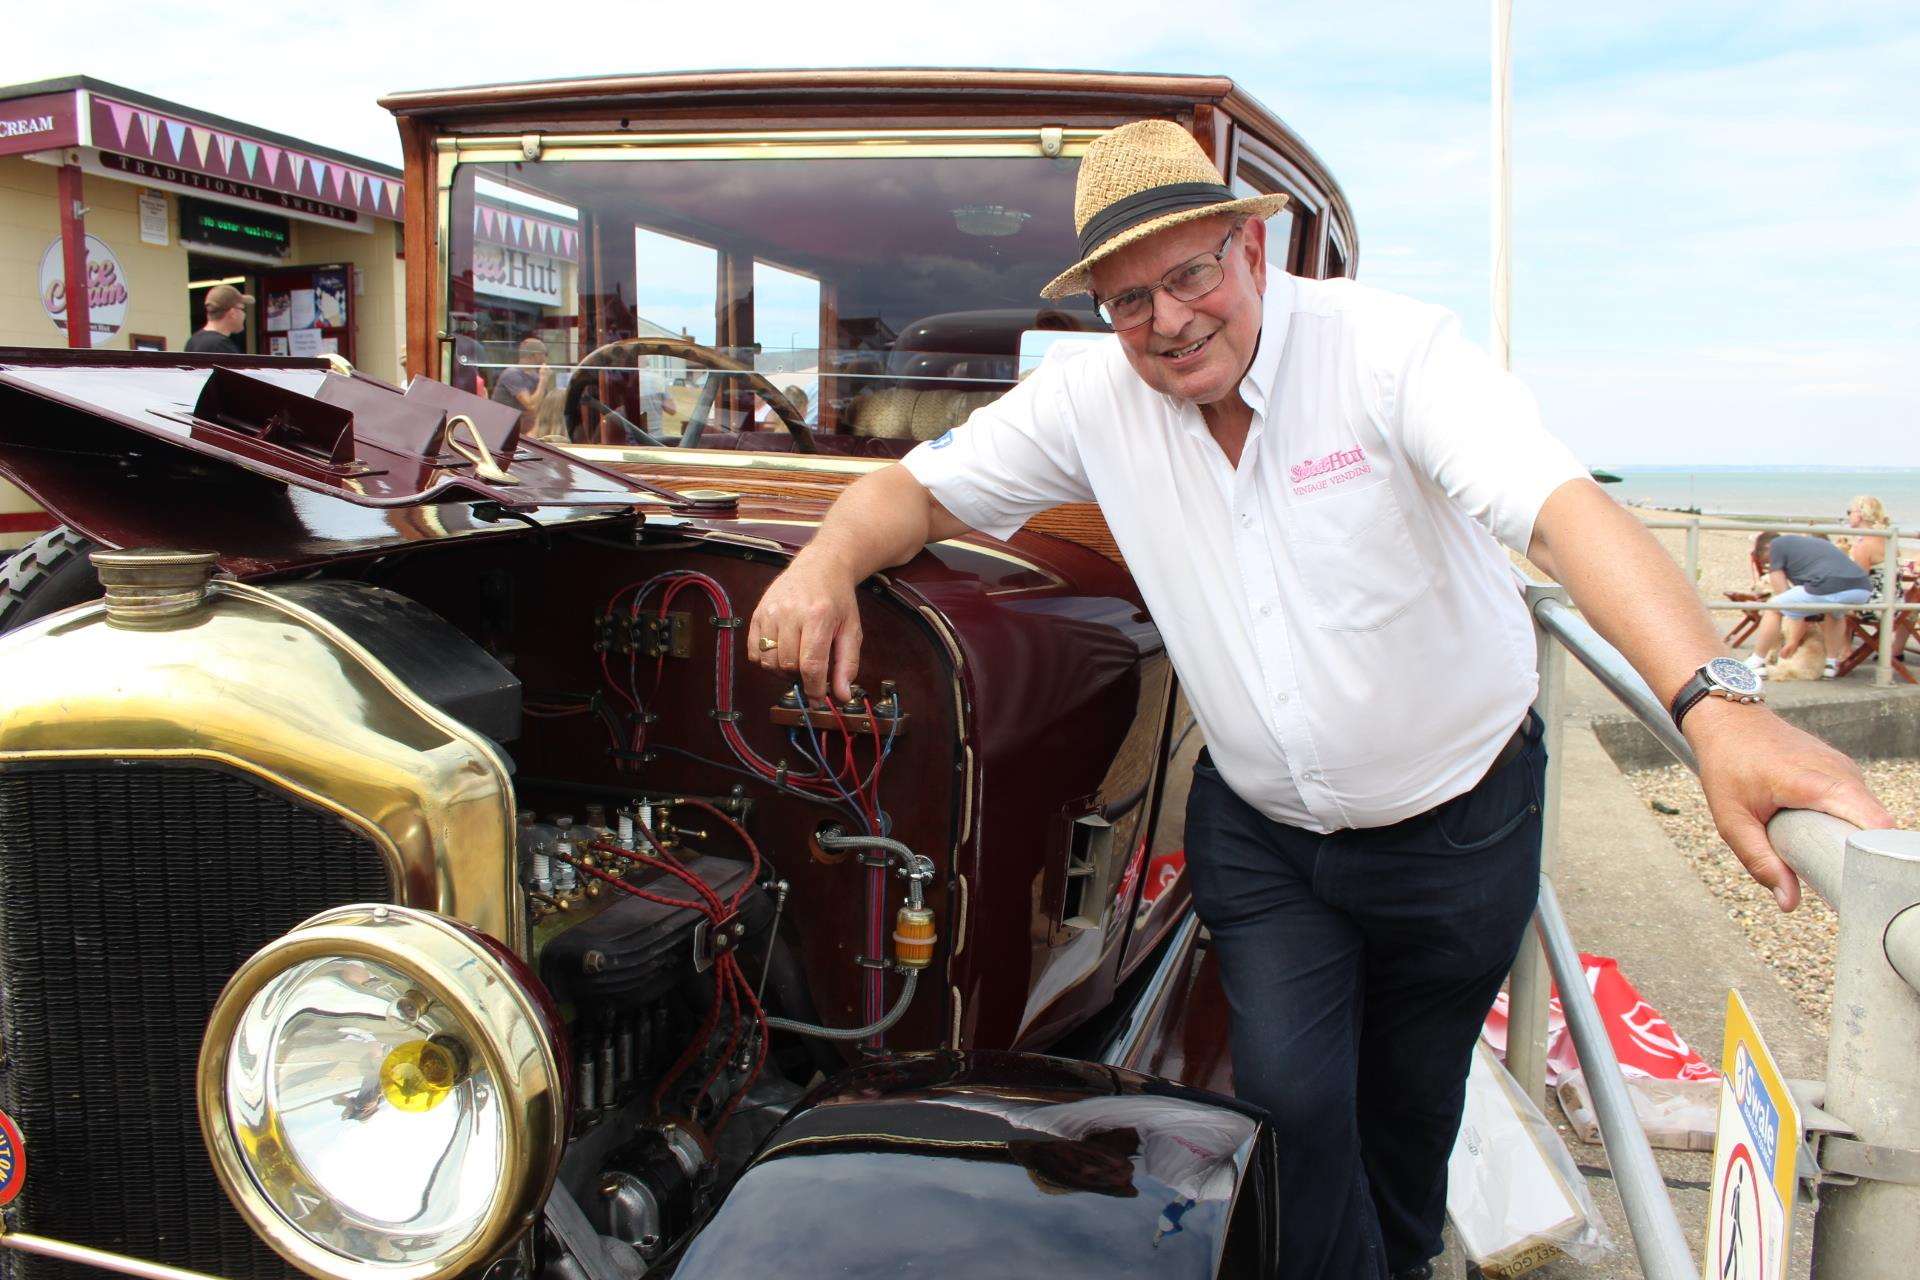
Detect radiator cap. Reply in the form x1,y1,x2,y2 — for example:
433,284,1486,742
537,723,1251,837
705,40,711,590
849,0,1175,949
89,548,221,628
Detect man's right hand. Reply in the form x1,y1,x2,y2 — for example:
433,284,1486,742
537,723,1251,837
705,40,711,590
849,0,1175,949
748,552,863,703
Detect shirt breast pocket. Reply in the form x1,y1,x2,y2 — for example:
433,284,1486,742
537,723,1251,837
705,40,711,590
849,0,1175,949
1283,481,1431,632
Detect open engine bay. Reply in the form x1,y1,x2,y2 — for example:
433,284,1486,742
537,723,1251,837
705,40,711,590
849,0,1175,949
316,526,963,1265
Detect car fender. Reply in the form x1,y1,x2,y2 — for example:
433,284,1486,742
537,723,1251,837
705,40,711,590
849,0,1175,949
668,1050,1277,1279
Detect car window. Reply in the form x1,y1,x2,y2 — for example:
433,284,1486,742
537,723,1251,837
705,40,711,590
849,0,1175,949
446,154,1107,454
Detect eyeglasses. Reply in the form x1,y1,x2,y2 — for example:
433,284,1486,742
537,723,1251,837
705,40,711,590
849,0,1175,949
1095,226,1240,331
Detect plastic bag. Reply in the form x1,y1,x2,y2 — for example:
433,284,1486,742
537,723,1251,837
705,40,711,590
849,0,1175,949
1483,953,1717,1087
1448,1041,1611,1277
1556,1069,1721,1152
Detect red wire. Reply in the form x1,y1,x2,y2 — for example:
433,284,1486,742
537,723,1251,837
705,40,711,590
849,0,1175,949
674,800,764,909
713,954,768,1133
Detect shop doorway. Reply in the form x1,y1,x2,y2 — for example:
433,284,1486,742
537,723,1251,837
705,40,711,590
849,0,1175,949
187,253,257,353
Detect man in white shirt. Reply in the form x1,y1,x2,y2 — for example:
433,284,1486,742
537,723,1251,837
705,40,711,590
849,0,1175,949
745,120,1889,1279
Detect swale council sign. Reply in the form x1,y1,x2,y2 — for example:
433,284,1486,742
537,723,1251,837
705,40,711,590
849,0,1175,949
1703,990,1800,1280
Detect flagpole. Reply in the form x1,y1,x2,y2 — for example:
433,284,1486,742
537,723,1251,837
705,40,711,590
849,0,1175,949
1491,0,1514,370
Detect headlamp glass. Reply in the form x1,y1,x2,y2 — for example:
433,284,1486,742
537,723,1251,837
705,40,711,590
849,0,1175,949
225,955,504,1264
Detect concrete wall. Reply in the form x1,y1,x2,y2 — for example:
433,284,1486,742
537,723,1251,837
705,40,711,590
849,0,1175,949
0,155,189,350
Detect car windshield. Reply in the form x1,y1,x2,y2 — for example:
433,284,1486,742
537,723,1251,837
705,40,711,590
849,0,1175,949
445,153,1106,455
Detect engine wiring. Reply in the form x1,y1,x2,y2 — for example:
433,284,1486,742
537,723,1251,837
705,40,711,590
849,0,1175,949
541,569,914,1090
592,571,900,837
551,803,769,1137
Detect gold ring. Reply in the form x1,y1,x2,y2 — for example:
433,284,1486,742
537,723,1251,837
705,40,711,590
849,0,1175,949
757,636,778,652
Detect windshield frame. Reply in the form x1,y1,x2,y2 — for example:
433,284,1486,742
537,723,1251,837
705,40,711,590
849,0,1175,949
430,128,1100,406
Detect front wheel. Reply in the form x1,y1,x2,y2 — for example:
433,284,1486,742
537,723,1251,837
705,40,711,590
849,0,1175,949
0,526,101,636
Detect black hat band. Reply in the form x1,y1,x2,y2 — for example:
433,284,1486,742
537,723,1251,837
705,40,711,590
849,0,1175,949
1075,182,1239,260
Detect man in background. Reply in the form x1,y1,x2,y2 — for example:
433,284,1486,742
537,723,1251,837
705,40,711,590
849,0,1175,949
185,284,251,354
1745,530,1875,678
491,336,552,434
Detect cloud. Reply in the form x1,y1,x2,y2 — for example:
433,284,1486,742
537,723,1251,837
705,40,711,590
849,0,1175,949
2,1,1909,464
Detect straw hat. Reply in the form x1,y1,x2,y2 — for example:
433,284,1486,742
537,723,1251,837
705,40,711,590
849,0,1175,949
1040,119,1288,301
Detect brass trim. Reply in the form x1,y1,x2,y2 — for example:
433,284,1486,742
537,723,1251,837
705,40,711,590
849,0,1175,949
0,1231,233,1280
0,582,523,954
571,445,884,478
437,127,1100,161
198,906,565,1280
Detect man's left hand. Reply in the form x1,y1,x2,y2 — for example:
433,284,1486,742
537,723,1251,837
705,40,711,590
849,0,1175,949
1687,701,1894,912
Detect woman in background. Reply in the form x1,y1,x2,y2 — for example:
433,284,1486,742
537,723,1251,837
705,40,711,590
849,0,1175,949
1844,495,1891,587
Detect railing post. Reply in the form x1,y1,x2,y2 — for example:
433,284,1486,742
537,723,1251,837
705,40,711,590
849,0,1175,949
1508,580,1568,1106
1684,518,1700,587
1877,526,1902,688
1809,829,1920,1276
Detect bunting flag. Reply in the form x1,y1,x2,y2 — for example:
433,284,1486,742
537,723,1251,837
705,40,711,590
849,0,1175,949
87,96,404,220
105,100,135,148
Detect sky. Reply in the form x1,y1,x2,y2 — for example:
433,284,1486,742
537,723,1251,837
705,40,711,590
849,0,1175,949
4,1,1913,465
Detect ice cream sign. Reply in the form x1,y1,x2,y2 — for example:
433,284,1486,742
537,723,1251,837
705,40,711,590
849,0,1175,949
38,236,130,338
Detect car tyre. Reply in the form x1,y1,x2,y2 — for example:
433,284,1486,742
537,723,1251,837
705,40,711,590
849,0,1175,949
0,526,101,636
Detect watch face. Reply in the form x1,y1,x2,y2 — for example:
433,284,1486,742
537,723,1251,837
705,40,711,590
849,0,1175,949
1706,656,1761,694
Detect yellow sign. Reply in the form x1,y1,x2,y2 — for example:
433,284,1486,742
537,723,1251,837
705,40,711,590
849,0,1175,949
1704,990,1800,1280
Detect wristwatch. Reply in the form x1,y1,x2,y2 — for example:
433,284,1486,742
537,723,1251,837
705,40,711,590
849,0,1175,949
1669,657,1765,730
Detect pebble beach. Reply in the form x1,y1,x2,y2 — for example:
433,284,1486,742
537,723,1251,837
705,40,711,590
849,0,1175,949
1623,759,1920,1036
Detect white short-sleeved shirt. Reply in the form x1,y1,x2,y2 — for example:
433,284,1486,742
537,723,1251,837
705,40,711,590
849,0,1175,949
901,268,1587,833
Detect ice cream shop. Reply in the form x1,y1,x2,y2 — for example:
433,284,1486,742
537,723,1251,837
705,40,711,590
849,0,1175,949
0,76,408,382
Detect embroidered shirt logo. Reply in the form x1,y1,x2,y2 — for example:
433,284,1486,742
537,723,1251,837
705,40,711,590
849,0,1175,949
1289,445,1372,495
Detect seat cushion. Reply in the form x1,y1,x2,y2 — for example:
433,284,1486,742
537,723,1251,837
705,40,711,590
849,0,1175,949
849,387,1004,440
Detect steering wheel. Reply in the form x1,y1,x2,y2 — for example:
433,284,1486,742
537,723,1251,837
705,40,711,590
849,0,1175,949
562,335,817,453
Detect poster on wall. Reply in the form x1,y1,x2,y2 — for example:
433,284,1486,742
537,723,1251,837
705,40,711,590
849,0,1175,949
313,269,347,327
255,261,352,366
138,192,169,247
269,335,290,356
37,236,130,339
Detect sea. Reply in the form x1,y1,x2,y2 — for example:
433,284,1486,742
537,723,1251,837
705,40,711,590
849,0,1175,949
1603,467,1920,525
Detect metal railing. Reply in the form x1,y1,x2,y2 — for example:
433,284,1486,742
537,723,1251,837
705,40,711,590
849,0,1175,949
1508,578,1920,1279
1642,515,1917,687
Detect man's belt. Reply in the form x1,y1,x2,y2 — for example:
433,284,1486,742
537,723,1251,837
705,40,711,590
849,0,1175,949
1485,715,1534,780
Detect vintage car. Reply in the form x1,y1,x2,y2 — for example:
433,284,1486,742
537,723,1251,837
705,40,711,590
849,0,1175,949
0,71,1354,1280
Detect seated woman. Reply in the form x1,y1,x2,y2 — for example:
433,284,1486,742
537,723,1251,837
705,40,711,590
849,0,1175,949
1745,529,1875,679
1843,494,1891,593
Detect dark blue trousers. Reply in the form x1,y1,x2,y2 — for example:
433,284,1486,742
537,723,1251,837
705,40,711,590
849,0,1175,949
1183,718,1545,1278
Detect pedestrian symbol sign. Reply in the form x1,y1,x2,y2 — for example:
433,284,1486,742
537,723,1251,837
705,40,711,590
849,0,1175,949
1704,990,1800,1279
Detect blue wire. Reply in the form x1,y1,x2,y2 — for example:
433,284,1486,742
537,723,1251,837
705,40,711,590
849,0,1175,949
794,711,872,834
